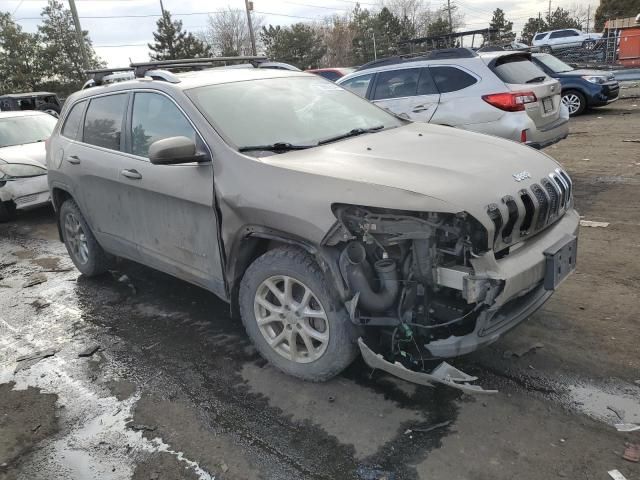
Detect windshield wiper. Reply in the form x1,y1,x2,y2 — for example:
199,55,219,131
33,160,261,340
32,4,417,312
318,125,385,145
525,76,546,84
238,142,314,153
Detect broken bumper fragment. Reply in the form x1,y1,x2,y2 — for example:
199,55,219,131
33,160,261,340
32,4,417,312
358,338,498,394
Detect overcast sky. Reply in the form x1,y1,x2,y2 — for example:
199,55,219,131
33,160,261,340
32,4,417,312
2,0,598,67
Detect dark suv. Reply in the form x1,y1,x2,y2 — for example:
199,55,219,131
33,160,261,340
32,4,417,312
531,53,619,116
0,92,62,118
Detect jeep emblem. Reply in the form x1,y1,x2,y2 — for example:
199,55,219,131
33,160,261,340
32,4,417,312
513,171,531,182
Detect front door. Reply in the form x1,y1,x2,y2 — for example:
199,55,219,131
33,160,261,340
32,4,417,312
116,90,224,295
370,67,440,122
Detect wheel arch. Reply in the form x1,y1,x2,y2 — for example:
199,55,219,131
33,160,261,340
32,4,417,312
226,226,346,319
51,187,74,242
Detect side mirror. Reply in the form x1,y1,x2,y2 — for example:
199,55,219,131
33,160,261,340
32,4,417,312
148,136,209,165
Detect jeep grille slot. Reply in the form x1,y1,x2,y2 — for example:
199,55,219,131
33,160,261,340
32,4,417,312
501,197,519,242
558,170,572,203
487,204,503,243
519,191,535,233
553,175,567,207
542,178,560,216
531,184,549,230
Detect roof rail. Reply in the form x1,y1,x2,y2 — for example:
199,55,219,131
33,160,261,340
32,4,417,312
85,67,134,85
356,48,478,71
129,56,268,78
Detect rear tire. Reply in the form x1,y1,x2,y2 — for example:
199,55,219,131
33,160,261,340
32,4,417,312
562,90,587,116
239,247,358,382
59,199,109,276
36,103,60,118
0,201,17,222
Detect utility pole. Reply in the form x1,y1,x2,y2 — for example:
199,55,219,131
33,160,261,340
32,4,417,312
244,0,257,56
538,12,542,31
586,5,590,33
446,0,454,47
68,0,89,70
547,0,551,23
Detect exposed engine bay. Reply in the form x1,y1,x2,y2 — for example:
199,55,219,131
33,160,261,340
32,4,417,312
325,204,506,393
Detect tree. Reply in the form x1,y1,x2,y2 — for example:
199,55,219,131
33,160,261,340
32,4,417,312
202,8,263,56
319,14,357,67
546,7,581,30
595,0,640,31
0,13,42,93
261,23,326,69
487,8,516,44
521,16,546,44
149,9,210,60
37,0,103,95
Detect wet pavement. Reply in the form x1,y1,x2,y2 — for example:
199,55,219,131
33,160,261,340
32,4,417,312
2,95,640,480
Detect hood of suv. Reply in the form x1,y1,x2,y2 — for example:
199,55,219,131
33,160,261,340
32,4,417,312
266,122,561,212
0,142,47,167
554,68,615,80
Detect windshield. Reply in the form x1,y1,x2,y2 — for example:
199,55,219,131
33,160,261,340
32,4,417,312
536,54,574,73
0,114,57,148
187,76,402,150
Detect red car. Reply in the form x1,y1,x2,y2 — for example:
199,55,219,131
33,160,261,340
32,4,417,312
306,67,355,82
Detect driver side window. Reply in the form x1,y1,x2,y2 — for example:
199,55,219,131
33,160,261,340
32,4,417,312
130,92,197,158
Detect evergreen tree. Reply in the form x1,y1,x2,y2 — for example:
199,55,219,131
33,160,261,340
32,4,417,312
0,13,42,93
149,9,210,60
595,0,640,31
521,17,547,44
546,7,581,30
261,23,326,69
37,0,102,94
487,8,516,44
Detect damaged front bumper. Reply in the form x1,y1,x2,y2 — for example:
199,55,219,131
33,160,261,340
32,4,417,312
358,338,498,394
425,208,580,358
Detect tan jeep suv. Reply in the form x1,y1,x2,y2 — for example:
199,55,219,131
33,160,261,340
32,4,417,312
47,58,579,385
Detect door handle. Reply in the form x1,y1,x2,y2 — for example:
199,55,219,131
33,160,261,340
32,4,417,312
121,169,142,180
67,155,81,165
412,105,430,113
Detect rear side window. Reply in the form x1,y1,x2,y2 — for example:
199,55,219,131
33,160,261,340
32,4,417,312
534,33,547,41
130,92,197,158
373,68,421,100
430,66,477,93
491,56,548,84
316,71,341,82
550,30,578,39
340,74,373,97
61,101,86,140
83,94,127,151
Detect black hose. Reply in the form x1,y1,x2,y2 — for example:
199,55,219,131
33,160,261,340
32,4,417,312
340,242,399,313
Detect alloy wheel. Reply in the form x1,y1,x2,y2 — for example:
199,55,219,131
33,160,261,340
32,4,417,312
254,275,329,363
562,93,582,115
64,212,89,264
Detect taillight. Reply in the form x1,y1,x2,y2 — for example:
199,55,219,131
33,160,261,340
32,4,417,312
520,129,527,143
482,91,537,112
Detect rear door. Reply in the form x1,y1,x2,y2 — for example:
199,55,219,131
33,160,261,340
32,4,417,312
488,53,563,129
369,67,440,122
70,92,139,257
117,90,224,294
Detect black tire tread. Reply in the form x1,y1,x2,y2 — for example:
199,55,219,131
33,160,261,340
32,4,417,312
59,199,110,276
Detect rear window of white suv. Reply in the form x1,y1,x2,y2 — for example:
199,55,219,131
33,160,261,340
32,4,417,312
491,56,548,84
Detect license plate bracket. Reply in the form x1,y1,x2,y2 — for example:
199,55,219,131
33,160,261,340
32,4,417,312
543,234,577,290
542,97,553,113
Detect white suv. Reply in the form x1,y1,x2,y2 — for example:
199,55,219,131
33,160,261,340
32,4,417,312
532,29,602,52
337,48,569,149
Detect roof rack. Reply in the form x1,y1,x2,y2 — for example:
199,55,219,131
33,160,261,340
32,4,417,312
129,56,268,78
356,48,478,71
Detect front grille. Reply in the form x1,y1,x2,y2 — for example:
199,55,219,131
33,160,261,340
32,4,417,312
488,168,572,250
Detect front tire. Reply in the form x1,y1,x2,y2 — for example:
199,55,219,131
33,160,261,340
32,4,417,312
562,90,587,116
540,45,552,54
59,199,109,276
239,247,358,382
0,201,17,222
